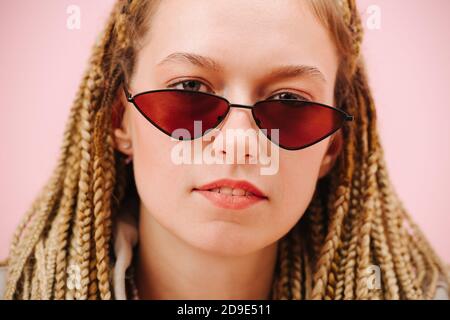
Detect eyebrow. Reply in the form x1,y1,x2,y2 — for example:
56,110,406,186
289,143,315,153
157,52,223,72
266,64,327,83
157,52,327,83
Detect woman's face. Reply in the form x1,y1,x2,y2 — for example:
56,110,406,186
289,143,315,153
115,0,341,256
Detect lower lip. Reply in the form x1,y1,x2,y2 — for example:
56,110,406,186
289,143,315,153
193,190,267,210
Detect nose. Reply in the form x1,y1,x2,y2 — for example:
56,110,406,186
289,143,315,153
211,103,260,164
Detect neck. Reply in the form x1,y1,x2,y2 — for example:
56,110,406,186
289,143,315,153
135,205,278,300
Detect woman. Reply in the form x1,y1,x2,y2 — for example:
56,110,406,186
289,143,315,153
1,0,448,300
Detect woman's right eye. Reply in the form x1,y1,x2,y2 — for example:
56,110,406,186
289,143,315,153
167,79,211,93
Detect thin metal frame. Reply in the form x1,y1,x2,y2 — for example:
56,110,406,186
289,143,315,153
122,84,354,151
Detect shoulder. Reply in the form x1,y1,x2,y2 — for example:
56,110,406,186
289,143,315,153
0,263,7,300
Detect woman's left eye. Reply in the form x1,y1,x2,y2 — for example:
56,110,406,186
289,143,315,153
268,91,310,101
167,79,211,93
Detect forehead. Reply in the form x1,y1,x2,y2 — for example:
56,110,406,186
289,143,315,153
139,0,338,83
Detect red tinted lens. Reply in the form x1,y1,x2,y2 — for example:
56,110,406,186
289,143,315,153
133,90,228,139
253,100,346,149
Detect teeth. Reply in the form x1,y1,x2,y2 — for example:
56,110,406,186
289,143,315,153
208,187,253,196
219,187,232,195
232,188,246,196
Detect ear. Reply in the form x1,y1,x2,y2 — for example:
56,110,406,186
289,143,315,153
318,131,343,179
113,91,133,157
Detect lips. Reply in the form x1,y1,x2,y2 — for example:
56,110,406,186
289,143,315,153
192,179,268,210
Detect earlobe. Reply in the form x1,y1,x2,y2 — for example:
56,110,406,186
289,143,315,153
114,127,133,156
318,132,343,178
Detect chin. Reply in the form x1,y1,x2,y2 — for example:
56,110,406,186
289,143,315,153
182,222,262,256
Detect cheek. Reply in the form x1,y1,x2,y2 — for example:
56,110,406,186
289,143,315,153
271,139,329,226
130,109,188,216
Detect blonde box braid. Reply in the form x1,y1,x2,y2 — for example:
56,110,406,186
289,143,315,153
3,0,147,299
2,0,449,300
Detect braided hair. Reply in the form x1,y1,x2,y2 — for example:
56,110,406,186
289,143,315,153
3,0,448,299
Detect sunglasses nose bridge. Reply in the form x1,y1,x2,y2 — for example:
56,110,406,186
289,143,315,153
214,103,258,129
211,103,262,161
225,103,262,127
229,103,253,110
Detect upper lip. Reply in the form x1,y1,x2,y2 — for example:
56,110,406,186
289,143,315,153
193,179,268,199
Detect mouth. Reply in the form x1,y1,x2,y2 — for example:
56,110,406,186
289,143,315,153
192,179,268,210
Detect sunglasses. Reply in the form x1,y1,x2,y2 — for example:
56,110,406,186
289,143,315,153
123,85,354,151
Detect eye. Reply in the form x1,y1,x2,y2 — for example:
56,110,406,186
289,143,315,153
268,91,310,101
167,79,211,93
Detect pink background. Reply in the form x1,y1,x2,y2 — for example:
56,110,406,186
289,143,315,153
0,0,449,262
